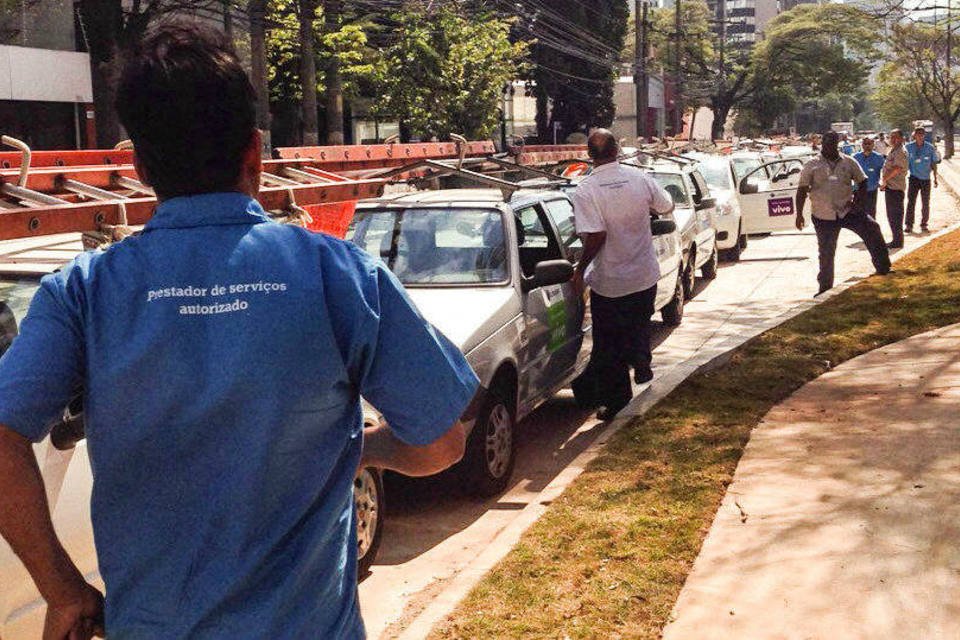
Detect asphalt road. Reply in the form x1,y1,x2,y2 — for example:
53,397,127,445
358,185,960,639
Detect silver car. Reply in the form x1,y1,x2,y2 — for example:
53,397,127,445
349,187,591,500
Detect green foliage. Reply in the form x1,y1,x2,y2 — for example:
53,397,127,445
649,0,716,110
753,4,880,99
266,0,378,104
872,62,933,132
371,6,528,140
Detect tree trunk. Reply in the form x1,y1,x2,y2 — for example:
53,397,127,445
78,0,125,146
711,103,730,141
248,0,272,155
298,0,320,146
223,0,233,39
323,0,344,145
534,85,549,143
944,119,955,160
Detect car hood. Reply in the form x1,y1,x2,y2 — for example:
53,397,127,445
407,286,521,354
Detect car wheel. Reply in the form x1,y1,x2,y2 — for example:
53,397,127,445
661,271,685,326
355,467,384,576
722,225,743,262
701,243,719,279
460,389,516,498
682,251,696,299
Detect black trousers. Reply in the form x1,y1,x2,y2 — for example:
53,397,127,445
864,189,878,218
573,285,656,413
885,189,905,246
812,213,890,292
906,176,932,228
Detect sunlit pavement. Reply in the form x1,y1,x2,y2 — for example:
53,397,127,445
358,184,960,639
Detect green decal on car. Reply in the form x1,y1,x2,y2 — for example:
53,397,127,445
547,300,566,352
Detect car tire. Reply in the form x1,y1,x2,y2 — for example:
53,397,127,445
701,243,719,279
661,271,685,326
722,226,744,262
355,467,385,577
460,388,516,498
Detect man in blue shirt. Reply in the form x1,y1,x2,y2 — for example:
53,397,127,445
853,137,886,218
905,126,940,232
0,21,477,640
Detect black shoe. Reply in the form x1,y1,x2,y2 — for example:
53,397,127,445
633,366,653,385
596,406,622,421
815,287,830,297
921,225,929,232
886,242,903,249
904,227,913,233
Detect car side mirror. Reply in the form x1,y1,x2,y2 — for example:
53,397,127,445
740,179,759,195
695,197,716,211
651,219,676,236
522,259,574,292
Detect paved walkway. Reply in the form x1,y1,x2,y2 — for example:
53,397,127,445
662,324,960,640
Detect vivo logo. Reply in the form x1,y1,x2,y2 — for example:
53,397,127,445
768,198,794,217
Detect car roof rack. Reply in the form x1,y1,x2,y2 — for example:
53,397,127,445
0,136,387,241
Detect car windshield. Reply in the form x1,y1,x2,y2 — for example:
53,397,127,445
347,208,509,285
0,276,41,354
731,157,763,182
651,173,689,205
697,160,731,191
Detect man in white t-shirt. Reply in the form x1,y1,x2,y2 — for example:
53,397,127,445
570,129,674,420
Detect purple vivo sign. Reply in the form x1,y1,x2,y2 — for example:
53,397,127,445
768,197,794,217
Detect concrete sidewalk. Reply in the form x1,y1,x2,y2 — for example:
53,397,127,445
662,324,960,640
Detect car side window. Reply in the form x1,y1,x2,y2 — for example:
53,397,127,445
542,198,583,261
515,204,563,279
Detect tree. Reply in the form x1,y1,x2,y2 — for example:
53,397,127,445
517,0,628,142
872,62,931,132
323,0,344,144
647,0,716,135
882,22,960,158
248,0,272,152
371,5,528,141
740,3,881,138
298,0,320,145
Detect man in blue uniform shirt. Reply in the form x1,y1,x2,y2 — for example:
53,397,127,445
0,21,477,640
905,126,940,232
853,137,886,218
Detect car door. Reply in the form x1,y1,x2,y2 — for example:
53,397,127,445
736,160,801,234
540,196,588,373
688,171,717,267
513,202,576,407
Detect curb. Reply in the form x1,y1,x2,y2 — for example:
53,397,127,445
393,173,960,640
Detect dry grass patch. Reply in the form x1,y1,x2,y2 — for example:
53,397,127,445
430,229,960,640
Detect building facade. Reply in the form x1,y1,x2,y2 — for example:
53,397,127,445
0,0,94,150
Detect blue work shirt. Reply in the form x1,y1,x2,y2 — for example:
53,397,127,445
0,193,478,639
906,141,939,180
853,151,886,191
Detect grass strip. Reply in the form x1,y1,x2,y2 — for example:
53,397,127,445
429,228,960,640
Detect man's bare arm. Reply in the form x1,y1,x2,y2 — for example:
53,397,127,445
795,185,809,230
0,424,104,638
361,421,466,476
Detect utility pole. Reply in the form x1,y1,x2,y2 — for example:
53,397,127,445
635,0,649,139
674,0,683,137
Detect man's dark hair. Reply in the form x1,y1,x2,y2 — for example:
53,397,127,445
587,129,619,162
821,131,840,146
913,126,927,135
117,19,257,199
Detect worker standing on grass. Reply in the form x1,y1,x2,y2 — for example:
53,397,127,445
570,129,675,421
796,130,891,296
0,20,477,640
